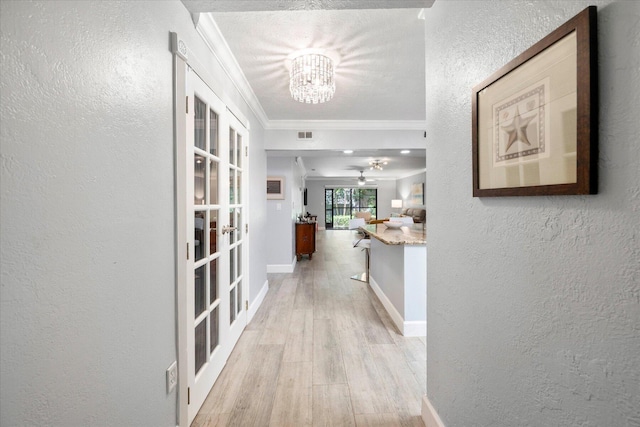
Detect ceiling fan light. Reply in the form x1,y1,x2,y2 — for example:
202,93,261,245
358,170,366,185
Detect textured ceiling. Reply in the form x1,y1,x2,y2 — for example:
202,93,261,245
181,0,429,178
209,8,426,121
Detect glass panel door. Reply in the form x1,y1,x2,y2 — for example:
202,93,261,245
325,189,333,229
226,117,247,346
324,188,377,229
184,69,248,424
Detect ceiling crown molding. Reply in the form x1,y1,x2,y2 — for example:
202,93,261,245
266,119,427,131
194,13,270,128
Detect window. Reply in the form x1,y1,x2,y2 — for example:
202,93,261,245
325,188,377,229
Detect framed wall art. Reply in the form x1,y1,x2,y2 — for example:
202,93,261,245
472,6,597,197
410,182,424,205
266,176,285,199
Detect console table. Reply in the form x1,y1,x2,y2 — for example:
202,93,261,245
295,222,316,260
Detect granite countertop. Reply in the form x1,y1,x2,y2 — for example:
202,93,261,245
360,223,426,245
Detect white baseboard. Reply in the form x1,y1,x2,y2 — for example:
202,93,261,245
422,395,446,427
369,276,426,337
247,279,269,323
267,256,296,273
404,320,427,337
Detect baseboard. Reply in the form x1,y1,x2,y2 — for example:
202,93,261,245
422,395,446,427
368,276,426,337
267,256,296,273
404,321,427,337
247,279,269,323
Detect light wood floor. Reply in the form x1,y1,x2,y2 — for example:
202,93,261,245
192,229,426,427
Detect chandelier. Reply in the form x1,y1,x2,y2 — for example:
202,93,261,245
289,52,335,104
369,160,388,171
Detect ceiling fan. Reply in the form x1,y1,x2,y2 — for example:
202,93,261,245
358,170,366,186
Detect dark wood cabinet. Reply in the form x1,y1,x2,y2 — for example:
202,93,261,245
296,222,316,260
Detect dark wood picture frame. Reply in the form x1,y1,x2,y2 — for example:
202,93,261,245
472,6,597,197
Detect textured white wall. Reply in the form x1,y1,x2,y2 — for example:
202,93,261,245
424,1,640,426
0,1,267,425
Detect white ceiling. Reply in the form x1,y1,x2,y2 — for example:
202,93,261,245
268,148,426,181
181,0,431,179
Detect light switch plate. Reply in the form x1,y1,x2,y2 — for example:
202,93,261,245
166,361,177,393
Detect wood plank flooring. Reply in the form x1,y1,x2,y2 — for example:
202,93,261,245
192,229,426,427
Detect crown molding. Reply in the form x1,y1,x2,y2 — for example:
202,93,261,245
397,168,427,180
266,120,427,131
195,13,270,128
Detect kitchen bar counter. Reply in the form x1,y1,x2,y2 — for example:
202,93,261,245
359,223,426,337
361,223,426,245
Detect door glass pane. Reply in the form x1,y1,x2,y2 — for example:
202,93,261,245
229,209,235,244
194,96,206,151
194,212,205,262
210,306,219,354
194,155,205,205
230,246,236,283
209,210,218,255
229,128,236,166
209,160,218,204
236,208,242,240
229,168,235,205
237,171,242,206
236,134,242,168
237,280,242,315
195,264,205,318
237,243,242,279
209,258,218,304
209,109,218,156
230,287,236,323
194,319,206,374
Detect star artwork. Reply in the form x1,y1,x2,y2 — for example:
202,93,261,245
501,106,535,152
492,80,549,166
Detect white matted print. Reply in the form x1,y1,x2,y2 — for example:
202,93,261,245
493,77,551,166
477,31,577,190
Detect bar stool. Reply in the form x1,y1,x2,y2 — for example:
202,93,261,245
348,218,370,283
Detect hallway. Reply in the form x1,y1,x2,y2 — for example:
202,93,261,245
192,229,426,426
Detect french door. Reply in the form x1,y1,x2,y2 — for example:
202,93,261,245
183,67,248,424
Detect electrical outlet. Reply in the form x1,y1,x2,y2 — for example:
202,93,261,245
166,361,177,393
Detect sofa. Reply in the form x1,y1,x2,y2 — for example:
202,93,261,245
401,208,426,223
354,211,372,222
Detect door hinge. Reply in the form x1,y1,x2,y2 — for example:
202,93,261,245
245,223,248,234
245,300,248,311
187,387,190,405
186,242,189,260
186,96,189,114
245,146,248,157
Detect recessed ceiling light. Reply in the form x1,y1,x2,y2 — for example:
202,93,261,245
401,150,411,154
343,150,353,154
